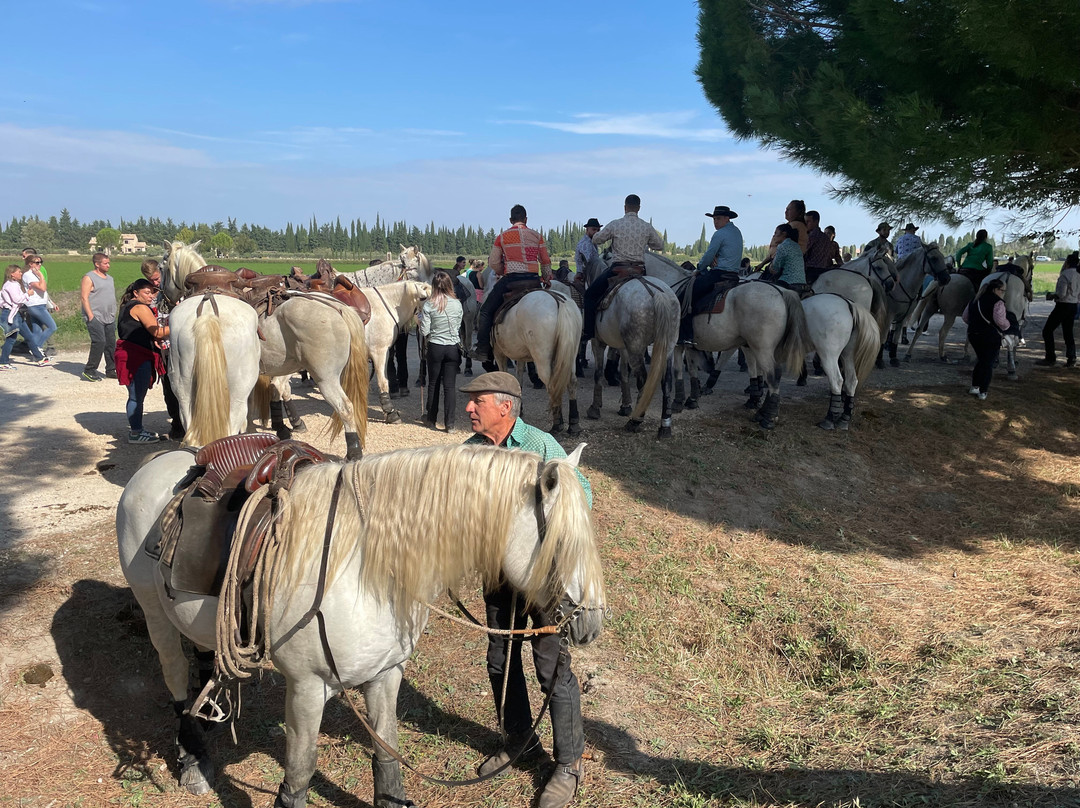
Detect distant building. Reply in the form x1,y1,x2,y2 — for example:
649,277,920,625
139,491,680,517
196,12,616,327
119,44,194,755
120,233,147,254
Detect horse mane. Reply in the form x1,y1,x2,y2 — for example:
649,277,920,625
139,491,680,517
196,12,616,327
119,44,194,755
272,444,601,630
164,240,208,294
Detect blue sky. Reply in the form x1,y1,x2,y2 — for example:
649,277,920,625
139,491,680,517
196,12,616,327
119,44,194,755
0,0,1028,250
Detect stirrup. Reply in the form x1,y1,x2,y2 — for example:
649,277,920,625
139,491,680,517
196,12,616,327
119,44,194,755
189,676,233,724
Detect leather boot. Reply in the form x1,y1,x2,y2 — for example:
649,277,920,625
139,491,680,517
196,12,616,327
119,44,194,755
477,732,544,777
538,757,584,808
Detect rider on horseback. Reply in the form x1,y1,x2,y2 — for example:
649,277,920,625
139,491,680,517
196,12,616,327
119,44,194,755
581,194,664,342
473,204,552,362
678,205,743,345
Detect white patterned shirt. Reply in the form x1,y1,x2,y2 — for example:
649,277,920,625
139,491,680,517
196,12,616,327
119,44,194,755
575,234,599,275
592,211,664,264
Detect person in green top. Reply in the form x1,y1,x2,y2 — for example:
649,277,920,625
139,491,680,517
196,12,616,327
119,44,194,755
461,370,591,808
954,229,995,286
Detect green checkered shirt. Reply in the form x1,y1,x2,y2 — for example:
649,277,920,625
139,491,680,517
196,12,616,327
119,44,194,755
465,418,592,507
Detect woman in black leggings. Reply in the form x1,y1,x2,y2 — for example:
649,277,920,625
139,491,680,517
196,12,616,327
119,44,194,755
418,271,464,432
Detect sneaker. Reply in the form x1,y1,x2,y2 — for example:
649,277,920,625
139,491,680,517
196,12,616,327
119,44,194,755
104,369,118,379
81,370,102,382
33,356,51,366
968,386,980,396
977,392,987,401
0,363,15,371
128,430,161,444
3,327,16,339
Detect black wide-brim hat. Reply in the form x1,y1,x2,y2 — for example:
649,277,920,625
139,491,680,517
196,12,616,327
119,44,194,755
584,217,602,229
706,205,738,219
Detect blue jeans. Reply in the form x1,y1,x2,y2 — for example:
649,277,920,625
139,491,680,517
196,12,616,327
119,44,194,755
23,305,57,347
126,360,154,433
0,308,44,363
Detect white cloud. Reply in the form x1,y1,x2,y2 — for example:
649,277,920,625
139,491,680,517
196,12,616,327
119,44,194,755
500,111,733,143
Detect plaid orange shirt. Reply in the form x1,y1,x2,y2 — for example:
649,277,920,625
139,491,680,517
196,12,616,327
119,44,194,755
489,223,552,279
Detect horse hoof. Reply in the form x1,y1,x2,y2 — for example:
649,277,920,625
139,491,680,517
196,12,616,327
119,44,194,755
889,358,900,367
385,410,402,424
685,398,699,410
701,386,714,396
743,398,759,410
624,419,645,433
586,406,602,420
464,367,473,376
657,426,672,439
1007,372,1018,381
903,355,912,363
179,756,214,796
275,428,293,440
836,419,851,431
618,405,633,417
940,356,951,364
289,420,308,433
818,419,836,430
743,384,752,394
758,419,776,431
672,400,684,414
568,423,583,436
796,377,807,387
533,380,545,390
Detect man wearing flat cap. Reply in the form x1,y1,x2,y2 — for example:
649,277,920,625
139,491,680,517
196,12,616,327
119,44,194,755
679,205,743,345
460,370,593,808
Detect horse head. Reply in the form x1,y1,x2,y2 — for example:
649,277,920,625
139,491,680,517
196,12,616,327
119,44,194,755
161,239,205,304
923,243,951,286
505,443,605,646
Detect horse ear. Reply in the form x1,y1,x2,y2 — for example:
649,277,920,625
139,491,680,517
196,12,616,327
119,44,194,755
565,443,586,469
191,239,202,249
162,239,172,251
400,243,406,252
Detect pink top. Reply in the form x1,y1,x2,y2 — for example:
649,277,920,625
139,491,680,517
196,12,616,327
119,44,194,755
1,279,30,324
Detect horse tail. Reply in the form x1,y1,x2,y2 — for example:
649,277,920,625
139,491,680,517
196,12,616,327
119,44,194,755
849,302,881,382
775,288,811,377
868,276,889,342
329,306,369,444
629,289,679,421
252,374,272,426
547,297,580,412
183,309,232,448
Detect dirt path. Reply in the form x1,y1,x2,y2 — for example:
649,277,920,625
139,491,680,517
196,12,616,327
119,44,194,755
0,299,1070,805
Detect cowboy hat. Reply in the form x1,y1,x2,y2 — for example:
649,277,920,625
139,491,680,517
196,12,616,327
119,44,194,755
706,205,738,219
583,218,602,229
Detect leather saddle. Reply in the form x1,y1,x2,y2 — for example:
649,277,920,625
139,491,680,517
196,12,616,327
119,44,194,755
493,275,545,326
147,435,327,598
329,275,372,325
599,272,661,313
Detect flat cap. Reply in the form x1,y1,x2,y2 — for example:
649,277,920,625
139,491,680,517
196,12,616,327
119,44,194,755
459,371,522,397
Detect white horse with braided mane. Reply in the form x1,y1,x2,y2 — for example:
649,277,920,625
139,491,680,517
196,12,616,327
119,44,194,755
631,254,810,431
582,254,680,438
161,240,262,446
116,442,605,808
491,286,583,434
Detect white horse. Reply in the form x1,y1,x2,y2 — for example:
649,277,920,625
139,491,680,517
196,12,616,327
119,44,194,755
254,293,369,459
582,256,680,438
802,294,881,430
167,293,261,447
161,239,208,304
116,442,605,807
903,274,976,363
492,287,583,434
633,255,810,431
811,251,894,340
878,244,953,366
362,280,431,422
974,271,1028,379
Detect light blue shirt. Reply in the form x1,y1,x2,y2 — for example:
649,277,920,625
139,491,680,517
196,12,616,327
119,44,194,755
697,221,744,273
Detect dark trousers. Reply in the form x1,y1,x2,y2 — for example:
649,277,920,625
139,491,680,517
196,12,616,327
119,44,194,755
582,268,619,339
424,342,459,427
1042,302,1077,361
85,317,116,374
680,269,723,342
970,332,1001,393
386,330,409,391
484,583,583,765
476,273,537,349
161,367,181,425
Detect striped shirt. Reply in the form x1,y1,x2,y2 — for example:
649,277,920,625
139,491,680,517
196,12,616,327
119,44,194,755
489,223,552,279
465,417,592,507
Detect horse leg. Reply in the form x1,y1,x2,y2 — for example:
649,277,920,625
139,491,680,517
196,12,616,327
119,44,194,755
685,349,701,409
364,668,413,808
672,347,686,413
568,396,582,436
372,348,401,424
268,383,293,441
887,329,901,367
528,361,545,389
618,352,635,419
796,355,809,386
1007,344,1019,380
703,350,724,395
605,348,622,387
283,396,307,432
587,341,604,420
875,344,886,370
275,678,328,808
657,356,674,439
757,389,780,430
317,376,363,460
744,376,763,411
